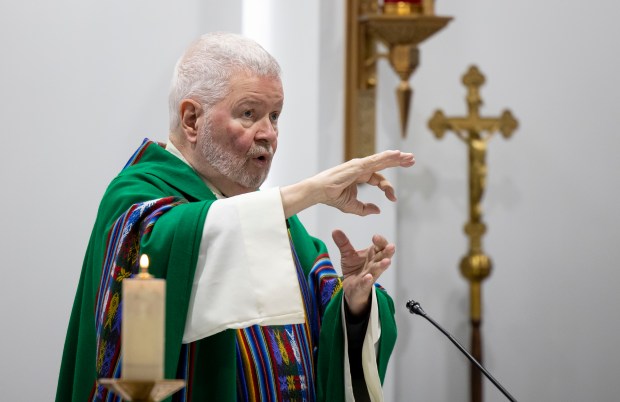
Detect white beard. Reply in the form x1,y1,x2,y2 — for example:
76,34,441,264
199,122,273,190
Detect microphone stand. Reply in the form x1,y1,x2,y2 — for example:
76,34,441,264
406,300,517,402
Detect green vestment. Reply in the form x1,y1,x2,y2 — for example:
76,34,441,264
55,140,397,401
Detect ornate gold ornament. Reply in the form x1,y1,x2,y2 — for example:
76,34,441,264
344,0,452,160
97,379,185,402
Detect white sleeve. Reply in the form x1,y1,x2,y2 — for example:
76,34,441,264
342,287,384,402
182,187,305,343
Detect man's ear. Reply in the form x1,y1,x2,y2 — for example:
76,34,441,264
179,99,204,144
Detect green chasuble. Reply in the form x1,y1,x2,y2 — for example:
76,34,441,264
56,139,397,401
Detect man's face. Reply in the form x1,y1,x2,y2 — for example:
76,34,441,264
197,72,283,193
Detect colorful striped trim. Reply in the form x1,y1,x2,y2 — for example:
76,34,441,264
232,236,341,401
122,138,152,169
92,196,187,401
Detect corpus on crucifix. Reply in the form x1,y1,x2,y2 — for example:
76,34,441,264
428,65,518,402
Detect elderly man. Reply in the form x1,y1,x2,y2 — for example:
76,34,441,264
56,32,414,401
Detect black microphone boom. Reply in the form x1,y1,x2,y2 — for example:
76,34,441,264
406,300,517,402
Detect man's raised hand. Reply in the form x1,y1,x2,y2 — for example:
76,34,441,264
280,150,415,218
333,230,395,316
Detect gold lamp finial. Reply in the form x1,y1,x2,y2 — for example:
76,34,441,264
344,0,452,160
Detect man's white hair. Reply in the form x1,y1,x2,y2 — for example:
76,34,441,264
168,32,281,131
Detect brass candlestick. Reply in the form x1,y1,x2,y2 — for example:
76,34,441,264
97,379,185,402
428,65,518,402
344,0,452,160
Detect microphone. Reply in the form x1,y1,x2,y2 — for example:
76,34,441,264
406,300,518,402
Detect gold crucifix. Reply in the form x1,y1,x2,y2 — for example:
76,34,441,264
428,65,518,402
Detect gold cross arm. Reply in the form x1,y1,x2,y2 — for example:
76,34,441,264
428,65,518,143
429,109,518,141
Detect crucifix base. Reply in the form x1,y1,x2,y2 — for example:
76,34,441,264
97,379,185,402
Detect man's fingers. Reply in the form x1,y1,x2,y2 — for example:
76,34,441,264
372,234,389,250
399,152,416,167
357,151,413,202
361,172,397,202
361,150,415,173
358,203,380,216
377,176,396,202
369,239,395,275
365,172,384,186
340,199,380,216
332,230,355,255
371,258,392,279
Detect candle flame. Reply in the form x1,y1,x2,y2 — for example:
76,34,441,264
140,254,150,269
137,254,153,279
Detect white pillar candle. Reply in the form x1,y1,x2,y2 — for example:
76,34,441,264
121,254,165,380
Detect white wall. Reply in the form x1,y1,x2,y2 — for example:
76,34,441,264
389,1,620,401
1,1,619,401
0,0,242,399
